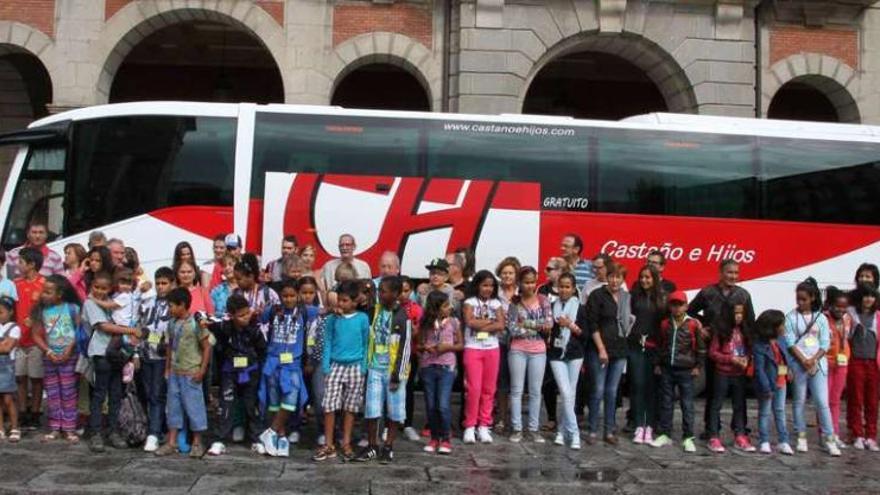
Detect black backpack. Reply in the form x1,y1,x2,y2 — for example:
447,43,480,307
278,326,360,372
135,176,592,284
117,383,148,446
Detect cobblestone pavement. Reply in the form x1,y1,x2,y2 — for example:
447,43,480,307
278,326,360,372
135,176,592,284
0,399,874,494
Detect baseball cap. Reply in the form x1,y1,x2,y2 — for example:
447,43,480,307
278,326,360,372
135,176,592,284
425,258,450,273
224,233,242,249
668,290,688,305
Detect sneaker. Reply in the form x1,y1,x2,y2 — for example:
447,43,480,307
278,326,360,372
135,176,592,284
276,437,290,458
530,431,546,444
143,435,159,453
424,439,439,453
438,441,452,455
89,435,106,454
259,428,279,457
251,443,266,455
354,446,377,462
650,434,672,448
604,434,618,446
708,437,726,453
854,437,866,450
379,445,394,464
797,436,808,453
154,442,177,457
357,438,369,448
463,427,476,444
554,432,565,446
108,432,128,449
778,443,794,455
866,439,880,452
403,427,420,442
826,439,842,457
312,445,336,461
643,427,654,445
232,426,245,443
632,427,645,445
586,433,598,445
381,427,388,443
759,442,772,454
287,431,300,444
834,435,847,449
340,445,356,462
421,428,431,438
682,437,696,453
570,436,581,450
317,434,326,446
189,443,205,459
207,442,226,456
735,434,756,452
509,431,523,443
477,426,493,444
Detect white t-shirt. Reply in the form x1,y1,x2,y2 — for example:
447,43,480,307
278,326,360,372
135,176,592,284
0,322,21,360
463,297,503,350
321,258,372,289
112,292,136,327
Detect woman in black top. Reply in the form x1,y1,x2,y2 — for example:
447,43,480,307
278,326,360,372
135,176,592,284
628,265,666,445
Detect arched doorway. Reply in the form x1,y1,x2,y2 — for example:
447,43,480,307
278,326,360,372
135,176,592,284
331,63,430,111
109,20,284,104
767,76,859,123
0,46,52,183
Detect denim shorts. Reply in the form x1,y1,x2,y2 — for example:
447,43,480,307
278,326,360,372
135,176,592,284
364,368,406,422
166,373,208,432
266,370,299,413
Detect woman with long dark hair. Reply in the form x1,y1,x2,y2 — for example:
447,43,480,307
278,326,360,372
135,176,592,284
628,265,664,445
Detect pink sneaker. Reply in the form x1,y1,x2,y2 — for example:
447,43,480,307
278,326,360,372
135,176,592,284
633,427,645,444
708,437,726,453
643,427,654,444
423,439,439,453
735,434,756,452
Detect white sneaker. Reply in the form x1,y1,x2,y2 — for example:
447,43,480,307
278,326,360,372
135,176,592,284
570,436,581,450
866,438,880,452
381,427,388,443
759,442,771,454
358,438,369,448
854,437,866,450
632,427,645,445
778,443,794,456
232,426,245,443
463,427,476,444
477,426,493,444
143,435,159,452
259,428,278,457
276,437,290,458
403,427,420,442
834,435,847,449
650,434,672,448
207,442,226,456
554,432,565,446
251,442,266,455
797,437,808,452
826,439,841,457
287,431,300,444
317,434,326,446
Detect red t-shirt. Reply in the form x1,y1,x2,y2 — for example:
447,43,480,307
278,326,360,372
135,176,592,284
14,275,45,347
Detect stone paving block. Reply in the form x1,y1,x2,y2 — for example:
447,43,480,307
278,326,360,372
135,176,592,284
628,467,738,484
722,484,806,495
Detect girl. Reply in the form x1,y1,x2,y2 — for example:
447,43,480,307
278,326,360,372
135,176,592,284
506,266,552,443
752,309,793,455
234,253,280,316
301,276,326,445
63,244,86,279
462,270,505,444
0,297,20,442
70,246,112,301
846,283,880,451
210,254,238,318
494,256,520,432
548,272,584,449
585,262,630,445
420,291,464,454
30,275,81,443
176,260,214,316
707,303,754,453
824,287,851,449
629,265,664,445
783,278,839,456
855,263,880,291
298,276,322,310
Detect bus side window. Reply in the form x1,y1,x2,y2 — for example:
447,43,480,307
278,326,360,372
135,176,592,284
1,146,66,249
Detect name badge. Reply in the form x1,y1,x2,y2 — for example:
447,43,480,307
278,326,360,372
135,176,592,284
837,354,849,366
778,364,788,376
476,332,490,341
233,356,248,368
279,352,293,364
803,336,818,347
553,338,565,349
375,344,389,354
148,332,161,345
307,336,316,347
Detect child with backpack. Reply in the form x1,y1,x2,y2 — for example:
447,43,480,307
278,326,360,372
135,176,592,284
138,266,174,452
0,296,21,442
752,309,794,455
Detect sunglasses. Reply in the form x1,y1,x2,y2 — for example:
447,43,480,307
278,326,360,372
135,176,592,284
545,266,558,273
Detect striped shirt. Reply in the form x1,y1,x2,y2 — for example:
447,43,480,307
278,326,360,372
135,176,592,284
7,244,64,279
572,259,595,289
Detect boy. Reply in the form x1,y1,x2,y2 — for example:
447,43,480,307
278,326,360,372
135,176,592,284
313,280,370,462
155,288,214,458
650,291,705,453
205,294,266,456
355,276,412,464
13,247,45,430
138,266,174,452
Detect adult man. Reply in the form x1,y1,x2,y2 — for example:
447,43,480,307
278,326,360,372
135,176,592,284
320,234,371,289
225,234,243,259
646,250,677,294
445,252,468,301
201,234,227,289
107,238,126,269
265,235,299,283
579,253,612,304
561,234,594,289
6,221,63,279
88,230,107,249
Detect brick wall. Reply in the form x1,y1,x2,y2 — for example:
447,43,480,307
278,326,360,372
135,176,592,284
770,25,858,68
333,2,432,48
0,0,54,37
106,0,284,25
105,0,133,20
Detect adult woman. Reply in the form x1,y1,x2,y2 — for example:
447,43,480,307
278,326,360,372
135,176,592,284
538,256,567,432
628,265,664,445
173,241,197,270
176,259,213,315
299,245,325,295
506,266,552,443
538,257,567,304
585,262,630,445
202,234,227,290
494,256,520,432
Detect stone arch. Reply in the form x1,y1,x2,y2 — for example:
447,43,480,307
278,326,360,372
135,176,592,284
95,1,287,103
764,53,860,123
519,32,698,115
0,21,56,92
327,32,440,111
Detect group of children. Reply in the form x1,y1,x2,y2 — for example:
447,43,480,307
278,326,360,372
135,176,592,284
0,233,877,464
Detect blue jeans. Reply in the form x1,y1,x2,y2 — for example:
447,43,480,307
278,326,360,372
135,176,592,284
310,367,325,433
166,373,208,432
792,368,834,437
141,359,166,436
658,367,695,438
550,358,583,439
508,349,546,432
586,349,626,434
420,365,455,441
758,384,789,445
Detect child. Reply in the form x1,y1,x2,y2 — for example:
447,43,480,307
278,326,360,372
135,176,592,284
783,278,839,456
0,249,18,301
355,276,412,464
14,247,45,431
752,309,794,455
138,266,174,452
419,290,463,454
257,279,315,457
31,275,81,443
461,270,505,444
302,277,328,445
205,294,267,456
325,262,356,311
650,291,704,453
399,275,423,441
233,254,280,315
846,283,880,451
313,280,370,462
209,254,238,318
548,272,584,450
154,287,214,458
707,303,755,453
824,286,851,450
0,296,21,442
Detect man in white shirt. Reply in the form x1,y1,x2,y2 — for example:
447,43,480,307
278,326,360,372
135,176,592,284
320,234,371,289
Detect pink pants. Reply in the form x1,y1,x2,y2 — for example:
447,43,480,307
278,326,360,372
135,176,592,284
463,347,500,428
827,363,848,436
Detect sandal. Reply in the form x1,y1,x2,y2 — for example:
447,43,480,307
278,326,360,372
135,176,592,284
41,431,61,443
8,429,21,443
64,432,80,444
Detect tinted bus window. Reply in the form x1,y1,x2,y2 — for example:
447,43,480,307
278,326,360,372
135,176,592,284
68,116,235,234
1,146,66,248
